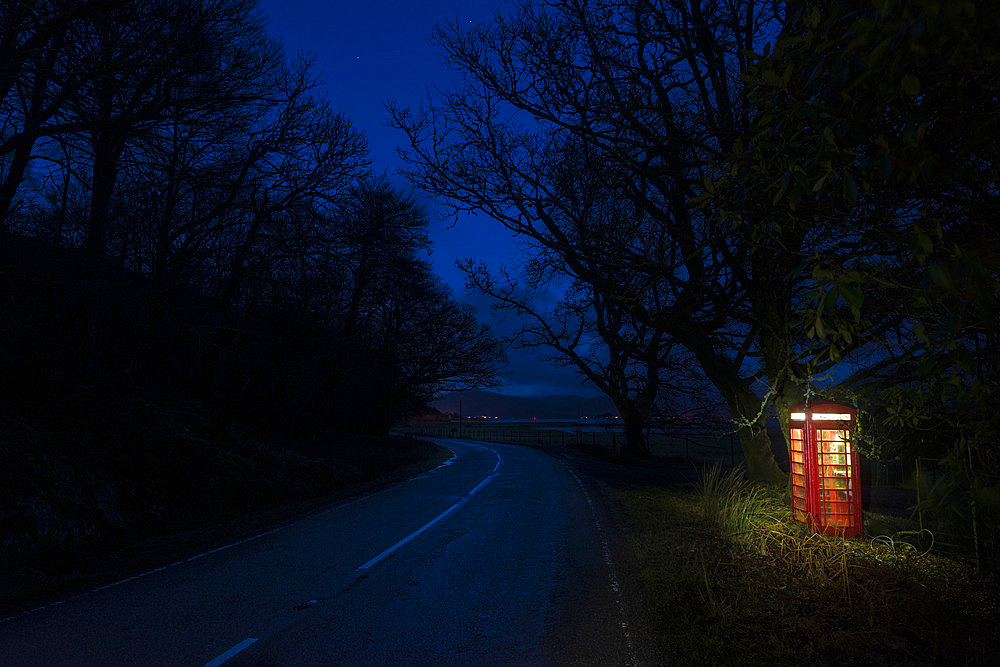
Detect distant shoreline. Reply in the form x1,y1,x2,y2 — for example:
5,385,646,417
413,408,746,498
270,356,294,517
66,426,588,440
440,417,621,424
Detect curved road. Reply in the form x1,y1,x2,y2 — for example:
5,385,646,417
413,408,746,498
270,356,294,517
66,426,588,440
0,440,646,665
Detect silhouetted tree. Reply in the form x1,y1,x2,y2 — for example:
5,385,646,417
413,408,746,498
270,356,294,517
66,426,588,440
391,0,792,481
455,133,720,458
332,181,505,430
0,0,127,224
463,256,675,458
337,178,430,340
5,0,290,367
208,61,369,311
367,259,506,431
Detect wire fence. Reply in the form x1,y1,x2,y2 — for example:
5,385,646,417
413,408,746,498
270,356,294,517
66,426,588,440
867,459,905,487
911,454,999,571
861,454,997,570
400,421,743,466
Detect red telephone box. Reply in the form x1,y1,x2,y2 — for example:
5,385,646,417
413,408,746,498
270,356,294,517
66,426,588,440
788,402,862,538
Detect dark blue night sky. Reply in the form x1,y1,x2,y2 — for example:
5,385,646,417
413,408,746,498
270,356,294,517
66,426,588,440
259,0,597,397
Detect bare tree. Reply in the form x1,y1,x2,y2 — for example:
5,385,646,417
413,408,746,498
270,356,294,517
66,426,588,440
464,254,677,457
0,0,127,224
391,0,900,481
62,0,282,266
336,178,430,340
208,59,369,310
369,259,506,430
302,182,507,432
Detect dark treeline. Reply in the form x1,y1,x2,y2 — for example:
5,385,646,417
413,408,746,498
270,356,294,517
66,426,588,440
0,0,505,578
0,0,504,438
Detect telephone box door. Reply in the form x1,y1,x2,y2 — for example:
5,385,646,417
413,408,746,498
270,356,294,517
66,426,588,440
789,403,862,538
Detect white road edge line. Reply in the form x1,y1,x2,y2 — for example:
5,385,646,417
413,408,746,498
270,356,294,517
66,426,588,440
0,525,286,625
564,462,638,667
357,443,502,571
203,637,259,667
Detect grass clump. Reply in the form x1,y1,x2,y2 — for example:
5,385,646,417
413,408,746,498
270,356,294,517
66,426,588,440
615,469,998,665
699,463,775,537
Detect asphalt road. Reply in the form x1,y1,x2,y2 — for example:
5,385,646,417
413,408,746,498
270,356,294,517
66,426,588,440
0,439,648,665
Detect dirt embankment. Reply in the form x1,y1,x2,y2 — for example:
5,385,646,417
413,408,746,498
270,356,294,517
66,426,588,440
0,401,446,615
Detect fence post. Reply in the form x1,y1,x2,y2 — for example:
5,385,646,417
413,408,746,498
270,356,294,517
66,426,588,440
916,456,924,533
968,443,981,572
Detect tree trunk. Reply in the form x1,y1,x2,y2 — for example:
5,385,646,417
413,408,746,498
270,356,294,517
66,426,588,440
616,402,650,459
0,138,33,225
83,129,125,369
731,398,785,485
688,342,786,484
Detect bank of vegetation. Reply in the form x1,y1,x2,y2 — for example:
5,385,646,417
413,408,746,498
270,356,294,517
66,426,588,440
616,467,998,665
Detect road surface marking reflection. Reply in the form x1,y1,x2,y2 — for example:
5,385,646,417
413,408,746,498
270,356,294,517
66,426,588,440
203,637,258,666
356,442,503,571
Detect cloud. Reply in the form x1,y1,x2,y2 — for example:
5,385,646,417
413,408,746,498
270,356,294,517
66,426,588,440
500,382,596,398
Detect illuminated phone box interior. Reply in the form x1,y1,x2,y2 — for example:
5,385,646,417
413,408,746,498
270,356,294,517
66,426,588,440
788,403,862,538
